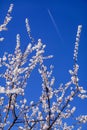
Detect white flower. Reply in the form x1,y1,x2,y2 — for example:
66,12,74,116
71,106,76,113
19,126,23,130
0,86,5,93
78,94,87,99
25,18,31,33
8,4,14,13
71,76,79,84
0,37,4,41
23,98,27,104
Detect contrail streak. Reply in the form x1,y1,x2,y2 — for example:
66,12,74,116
48,9,63,43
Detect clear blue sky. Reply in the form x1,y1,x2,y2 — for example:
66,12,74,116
0,0,87,129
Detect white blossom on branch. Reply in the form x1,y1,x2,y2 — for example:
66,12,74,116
0,4,87,130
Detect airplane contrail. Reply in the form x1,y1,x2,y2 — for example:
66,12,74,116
47,9,63,43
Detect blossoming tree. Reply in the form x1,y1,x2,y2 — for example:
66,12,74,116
0,4,87,130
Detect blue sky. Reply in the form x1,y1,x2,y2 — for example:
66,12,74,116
0,0,87,129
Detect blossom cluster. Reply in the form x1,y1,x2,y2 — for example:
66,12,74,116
0,4,87,130
0,4,13,42
73,25,82,62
